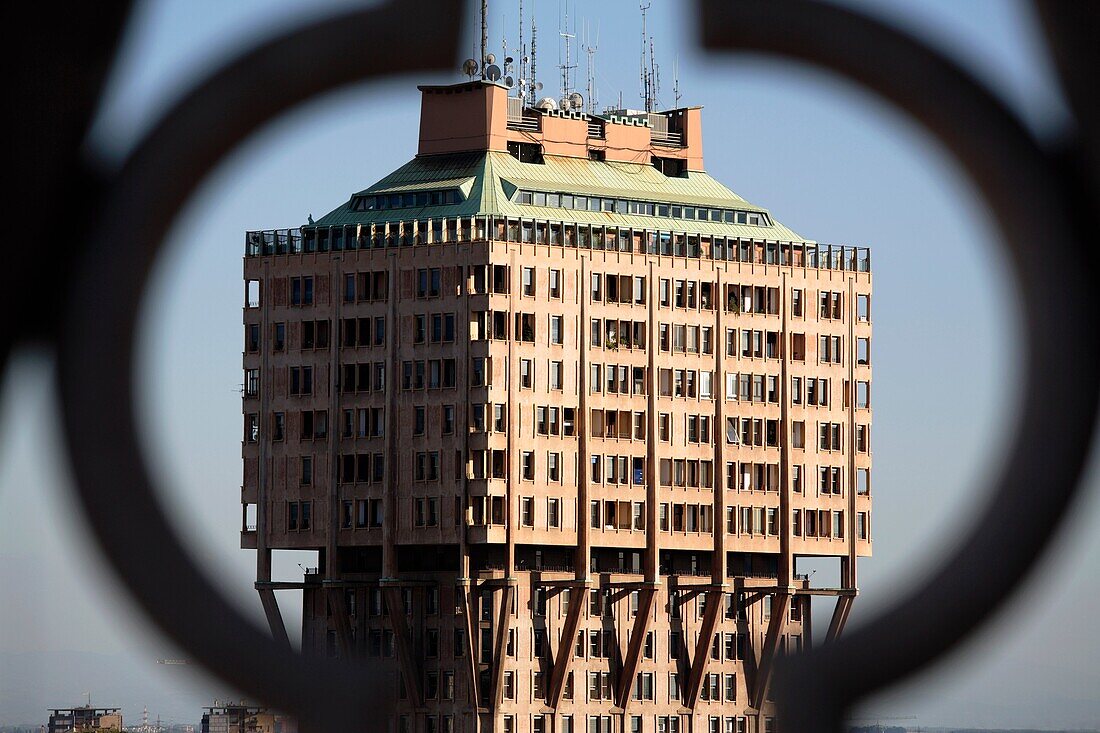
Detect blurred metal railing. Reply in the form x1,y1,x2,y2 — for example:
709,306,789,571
2,1,1097,732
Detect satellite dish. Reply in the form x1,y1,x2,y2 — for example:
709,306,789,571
535,82,544,91
503,75,515,88
485,53,496,65
485,64,502,82
569,92,584,109
536,96,558,111
461,58,479,77
504,56,514,65
560,96,572,111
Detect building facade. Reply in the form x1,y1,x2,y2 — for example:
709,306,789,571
47,707,122,733
202,703,290,733
241,80,873,733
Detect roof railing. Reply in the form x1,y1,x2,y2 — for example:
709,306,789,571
651,129,684,147
245,217,871,273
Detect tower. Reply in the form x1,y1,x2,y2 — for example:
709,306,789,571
242,74,873,733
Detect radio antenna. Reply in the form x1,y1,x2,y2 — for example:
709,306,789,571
584,19,600,114
639,2,652,111
673,53,682,107
480,0,488,73
531,14,539,99
558,2,577,102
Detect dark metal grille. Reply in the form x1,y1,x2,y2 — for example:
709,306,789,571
3,1,1097,732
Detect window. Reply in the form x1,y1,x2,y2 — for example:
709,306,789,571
290,276,314,306
287,500,311,531
856,424,870,452
522,452,535,481
471,357,489,386
522,267,535,296
857,337,870,365
244,369,260,397
551,315,564,345
550,269,562,299
549,361,563,390
548,498,561,527
857,294,870,321
857,468,871,495
289,366,313,395
856,380,870,408
520,359,533,389
508,140,544,163
548,453,561,482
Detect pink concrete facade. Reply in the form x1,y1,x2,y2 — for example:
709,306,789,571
240,81,872,733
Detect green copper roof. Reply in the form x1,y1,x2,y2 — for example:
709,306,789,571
314,151,805,241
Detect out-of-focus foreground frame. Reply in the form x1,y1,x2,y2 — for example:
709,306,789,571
1,1,1096,732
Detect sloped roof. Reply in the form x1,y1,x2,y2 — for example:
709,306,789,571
314,151,805,241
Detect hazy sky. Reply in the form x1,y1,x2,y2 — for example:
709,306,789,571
2,0,1098,728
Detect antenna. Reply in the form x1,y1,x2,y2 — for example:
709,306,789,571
517,0,527,103
530,14,538,99
584,19,599,113
673,53,682,107
650,32,660,110
557,1,577,102
480,0,488,74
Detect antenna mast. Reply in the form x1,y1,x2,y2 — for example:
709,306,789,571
558,2,577,101
584,20,600,114
530,15,538,99
518,0,527,103
673,53,682,107
480,0,488,74
639,2,651,111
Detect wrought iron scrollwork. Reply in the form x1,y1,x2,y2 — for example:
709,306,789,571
2,1,1095,731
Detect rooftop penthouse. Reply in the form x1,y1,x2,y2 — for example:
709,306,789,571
244,81,869,272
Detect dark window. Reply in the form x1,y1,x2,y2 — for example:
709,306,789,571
508,141,544,164
652,156,686,177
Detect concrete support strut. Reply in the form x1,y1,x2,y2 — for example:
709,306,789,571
489,584,515,711
750,593,791,710
257,587,291,649
683,589,722,708
327,587,356,658
384,586,424,708
547,584,587,707
461,584,481,706
825,594,854,644
616,587,658,709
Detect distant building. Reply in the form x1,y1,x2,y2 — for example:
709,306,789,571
200,704,293,733
47,707,122,733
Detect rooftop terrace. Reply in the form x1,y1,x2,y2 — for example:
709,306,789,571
245,217,870,273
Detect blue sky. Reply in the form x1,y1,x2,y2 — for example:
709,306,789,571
1,0,1098,728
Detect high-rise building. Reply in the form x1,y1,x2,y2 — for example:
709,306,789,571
242,78,872,733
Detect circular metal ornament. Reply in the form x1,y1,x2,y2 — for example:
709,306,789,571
697,1,1098,730
57,2,462,731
